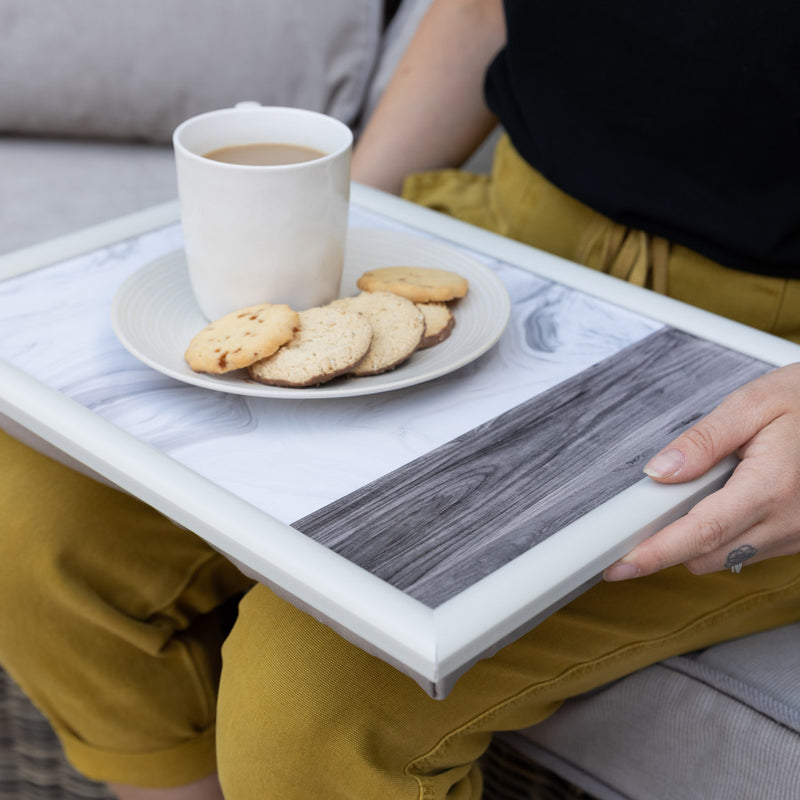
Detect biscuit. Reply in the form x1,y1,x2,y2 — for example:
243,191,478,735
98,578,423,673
416,302,455,349
185,303,299,374
329,291,425,376
248,307,372,387
356,266,469,303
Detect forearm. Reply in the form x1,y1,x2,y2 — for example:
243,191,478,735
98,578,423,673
352,0,505,194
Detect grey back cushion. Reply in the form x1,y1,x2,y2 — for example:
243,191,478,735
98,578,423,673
0,0,382,142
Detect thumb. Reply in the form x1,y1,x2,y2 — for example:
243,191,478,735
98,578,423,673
644,388,766,483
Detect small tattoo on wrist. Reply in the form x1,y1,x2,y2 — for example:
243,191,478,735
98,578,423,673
725,545,758,573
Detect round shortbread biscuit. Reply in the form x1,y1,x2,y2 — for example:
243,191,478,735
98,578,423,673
356,265,469,303
185,303,299,374
248,307,372,388
329,291,425,376
416,302,455,349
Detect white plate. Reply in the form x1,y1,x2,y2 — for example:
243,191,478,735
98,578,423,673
111,228,511,399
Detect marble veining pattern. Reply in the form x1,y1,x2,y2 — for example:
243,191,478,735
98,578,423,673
0,205,666,529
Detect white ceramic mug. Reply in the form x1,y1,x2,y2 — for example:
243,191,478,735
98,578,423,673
173,103,353,320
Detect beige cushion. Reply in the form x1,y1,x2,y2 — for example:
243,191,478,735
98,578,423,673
0,0,382,142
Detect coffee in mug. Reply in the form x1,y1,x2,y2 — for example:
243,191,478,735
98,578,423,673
204,143,326,166
173,103,352,320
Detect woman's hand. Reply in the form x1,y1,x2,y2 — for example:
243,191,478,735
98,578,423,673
604,362,800,580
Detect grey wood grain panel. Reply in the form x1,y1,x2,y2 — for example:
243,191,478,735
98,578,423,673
293,328,771,607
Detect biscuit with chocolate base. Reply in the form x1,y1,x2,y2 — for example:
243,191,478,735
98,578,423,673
185,303,299,374
248,307,372,387
329,291,425,376
416,302,455,349
356,266,468,303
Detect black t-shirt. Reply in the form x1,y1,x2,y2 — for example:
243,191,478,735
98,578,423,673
485,0,800,278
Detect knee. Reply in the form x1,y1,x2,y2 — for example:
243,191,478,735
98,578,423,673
216,585,429,798
0,432,216,628
216,587,493,799
0,435,94,590
218,584,395,728
0,431,135,575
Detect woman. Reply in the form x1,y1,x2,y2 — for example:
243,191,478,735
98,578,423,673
218,2,799,797
1,1,798,798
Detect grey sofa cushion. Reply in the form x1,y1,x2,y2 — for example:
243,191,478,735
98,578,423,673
0,138,176,255
498,623,800,800
0,0,382,142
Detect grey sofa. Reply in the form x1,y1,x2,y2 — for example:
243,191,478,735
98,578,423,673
2,2,798,799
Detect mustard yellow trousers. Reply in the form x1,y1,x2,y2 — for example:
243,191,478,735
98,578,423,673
1,136,798,798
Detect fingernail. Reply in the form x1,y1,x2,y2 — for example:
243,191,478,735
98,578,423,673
644,448,685,478
603,562,640,581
